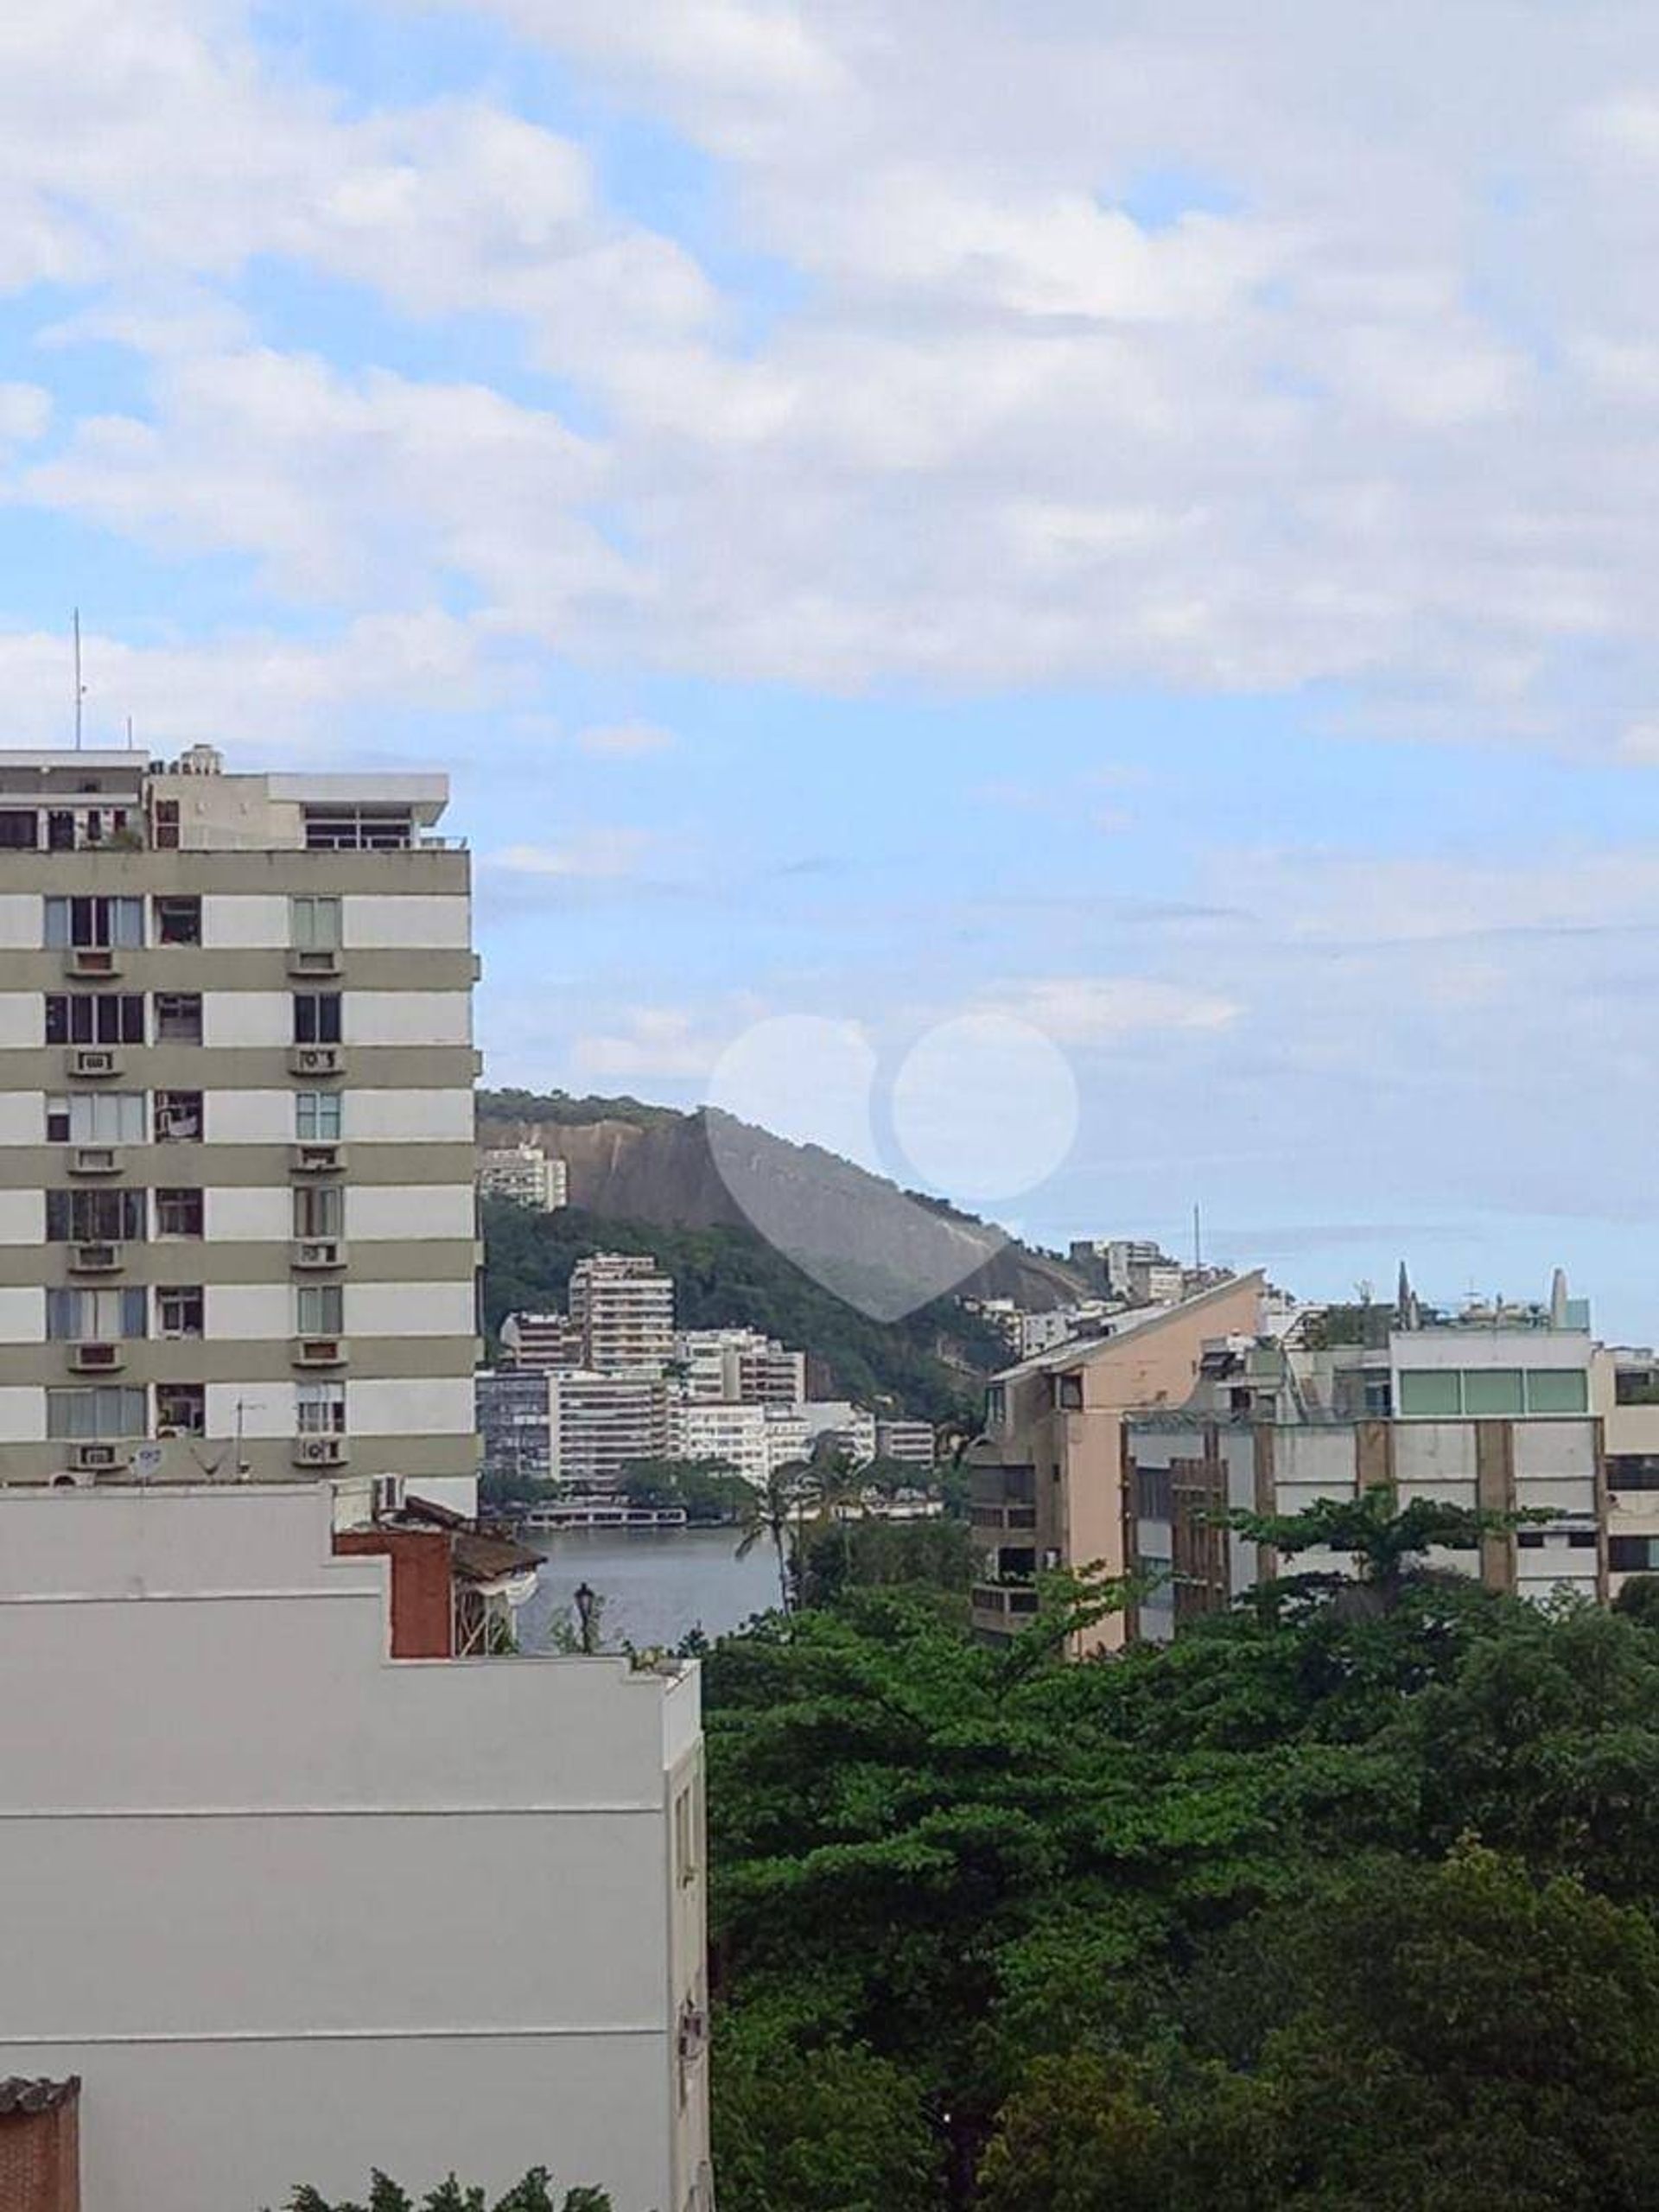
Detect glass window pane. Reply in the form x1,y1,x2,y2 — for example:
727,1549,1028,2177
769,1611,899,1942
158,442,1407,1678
1526,1369,1589,1414
1397,1369,1462,1416
43,899,69,948
1462,1368,1524,1416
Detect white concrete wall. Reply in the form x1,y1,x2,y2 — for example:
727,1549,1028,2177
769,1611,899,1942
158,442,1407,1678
0,1090,40,1145
0,892,37,947
346,894,471,949
345,1281,476,1339
204,1187,292,1243
205,1382,299,1439
348,1185,474,1241
347,1089,475,1142
202,1090,302,1143
0,1484,702,2212
0,1385,46,1441
344,991,472,1047
0,993,40,1047
350,1377,474,1435
0,1287,43,1343
201,991,292,1048
0,1189,44,1243
200,893,289,948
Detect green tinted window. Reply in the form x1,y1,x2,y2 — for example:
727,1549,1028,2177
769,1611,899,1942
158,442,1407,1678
1526,1369,1588,1414
1462,1368,1524,1415
1397,1369,1461,1416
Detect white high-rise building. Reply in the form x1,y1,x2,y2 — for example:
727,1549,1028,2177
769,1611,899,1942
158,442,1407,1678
675,1325,807,1405
549,1370,670,1488
0,747,480,1512
570,1253,675,1376
480,1144,569,1211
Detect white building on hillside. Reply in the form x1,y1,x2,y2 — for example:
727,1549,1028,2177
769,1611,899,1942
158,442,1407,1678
480,1144,569,1212
0,1482,710,2212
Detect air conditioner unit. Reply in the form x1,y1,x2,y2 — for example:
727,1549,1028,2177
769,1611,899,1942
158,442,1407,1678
291,1143,346,1174
288,1045,343,1078
70,1341,124,1373
68,1047,122,1079
287,948,342,977
69,1441,129,1473
66,947,119,978
49,1469,96,1491
69,1146,122,1177
70,1242,123,1274
291,1238,345,1271
293,1434,349,1468
293,1336,347,1369
372,1474,404,1517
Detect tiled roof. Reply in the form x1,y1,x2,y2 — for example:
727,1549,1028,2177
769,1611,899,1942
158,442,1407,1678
0,2076,79,2117
451,1529,542,1585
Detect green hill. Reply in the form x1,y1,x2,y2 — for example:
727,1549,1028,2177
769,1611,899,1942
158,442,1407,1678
480,1198,1011,1425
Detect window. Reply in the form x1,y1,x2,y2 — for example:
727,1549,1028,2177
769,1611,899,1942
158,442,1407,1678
1136,1465,1173,1519
153,1090,203,1142
156,1286,204,1339
293,992,342,1044
985,1383,1007,1427
290,895,341,950
151,799,180,851
0,810,37,850
1610,1454,1659,1492
1616,1369,1659,1407
1054,1370,1084,1412
1526,1369,1589,1415
303,808,412,851
1463,1368,1524,1416
296,1381,346,1434
1611,1535,1659,1573
296,1284,343,1335
45,1093,143,1145
294,1184,344,1240
154,993,202,1044
45,1188,146,1243
47,1387,146,1440
46,1287,147,1340
156,1383,207,1438
45,994,144,1046
43,895,143,950
296,1090,342,1141
155,1187,204,1238
154,895,200,946
1396,1369,1463,1417
673,1787,697,1887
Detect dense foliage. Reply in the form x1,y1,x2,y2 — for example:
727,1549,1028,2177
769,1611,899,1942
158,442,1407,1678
282,2176,607,2211
702,1560,1659,2209
480,1198,1007,1421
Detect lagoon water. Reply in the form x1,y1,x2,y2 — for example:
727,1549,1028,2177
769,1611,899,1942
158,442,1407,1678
515,1525,783,1654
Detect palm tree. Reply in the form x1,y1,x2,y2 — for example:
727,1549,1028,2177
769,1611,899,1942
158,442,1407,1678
734,1464,804,1613
804,1446,863,1589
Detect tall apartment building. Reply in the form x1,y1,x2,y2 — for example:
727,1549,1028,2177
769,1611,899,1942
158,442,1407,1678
675,1326,807,1405
570,1253,675,1375
0,1480,710,2212
477,1367,554,1484
480,1143,569,1212
500,1310,586,1372
0,747,480,1511
550,1370,670,1489
875,1417,938,1468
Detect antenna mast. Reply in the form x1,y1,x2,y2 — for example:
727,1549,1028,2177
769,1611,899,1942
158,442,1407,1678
73,609,84,751
1192,1201,1202,1271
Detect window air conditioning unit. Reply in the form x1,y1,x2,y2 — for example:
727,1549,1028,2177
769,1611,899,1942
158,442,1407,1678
293,1434,349,1468
372,1474,404,1517
66,947,119,978
69,1146,122,1177
289,1046,343,1078
291,1238,345,1271
293,1337,347,1369
69,1048,122,1079
69,1441,129,1473
287,948,342,977
70,1341,124,1373
70,1242,123,1274
291,1142,346,1174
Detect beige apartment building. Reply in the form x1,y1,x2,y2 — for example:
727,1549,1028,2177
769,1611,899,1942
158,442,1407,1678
967,1273,1264,1652
0,745,480,1507
570,1252,675,1375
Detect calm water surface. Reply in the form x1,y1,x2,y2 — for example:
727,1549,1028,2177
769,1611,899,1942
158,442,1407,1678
515,1527,783,1653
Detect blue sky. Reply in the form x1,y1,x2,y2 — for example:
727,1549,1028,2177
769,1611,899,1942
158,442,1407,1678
8,0,1659,1334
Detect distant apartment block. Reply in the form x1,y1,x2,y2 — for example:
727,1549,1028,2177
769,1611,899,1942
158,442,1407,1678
675,1326,806,1405
875,1417,938,1467
668,1399,808,1485
0,746,480,1512
570,1253,675,1376
802,1401,879,1466
479,1143,569,1212
550,1370,670,1488
0,1480,710,2212
477,1366,553,1483
499,1310,586,1372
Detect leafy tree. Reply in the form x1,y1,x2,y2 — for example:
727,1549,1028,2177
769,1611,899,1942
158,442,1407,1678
1223,1481,1550,1611
733,1464,805,1612
714,2023,940,2211
280,2176,604,2212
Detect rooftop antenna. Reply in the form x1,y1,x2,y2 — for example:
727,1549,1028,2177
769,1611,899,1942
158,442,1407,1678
125,714,135,752
1192,1201,1203,1271
73,608,85,750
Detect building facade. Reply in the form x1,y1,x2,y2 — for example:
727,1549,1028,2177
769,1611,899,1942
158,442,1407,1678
0,747,479,1511
967,1274,1265,1654
0,1482,710,2212
499,1311,586,1373
477,1367,554,1484
675,1327,806,1406
569,1255,675,1376
549,1370,670,1489
479,1145,569,1213
875,1418,938,1468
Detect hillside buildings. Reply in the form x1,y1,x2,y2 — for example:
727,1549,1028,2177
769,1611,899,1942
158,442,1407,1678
0,1480,710,2212
0,745,480,1512
479,1142,569,1212
570,1253,676,1375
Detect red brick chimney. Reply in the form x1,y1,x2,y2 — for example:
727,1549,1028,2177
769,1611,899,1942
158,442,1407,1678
0,2078,80,2212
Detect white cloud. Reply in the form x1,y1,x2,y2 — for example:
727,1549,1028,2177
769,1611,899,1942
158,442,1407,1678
489,829,659,880
976,976,1243,1044
575,721,677,756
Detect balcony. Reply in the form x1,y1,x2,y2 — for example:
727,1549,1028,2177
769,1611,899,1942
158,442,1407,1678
291,1237,346,1271
68,1146,123,1178
969,1502,1039,1531
69,1242,124,1274
67,1047,123,1080
289,1045,344,1079
969,1581,1039,1625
